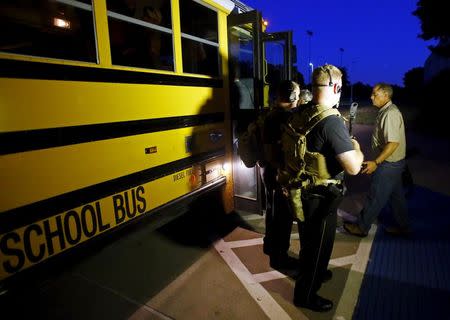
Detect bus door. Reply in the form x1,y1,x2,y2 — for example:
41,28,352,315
227,10,264,214
228,12,294,215
262,31,293,108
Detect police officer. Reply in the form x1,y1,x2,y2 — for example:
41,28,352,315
262,80,300,270
290,65,364,312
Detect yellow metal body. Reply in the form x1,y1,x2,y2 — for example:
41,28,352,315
0,0,235,282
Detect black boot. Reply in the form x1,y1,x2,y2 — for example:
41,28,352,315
269,254,298,270
322,269,332,282
294,294,333,312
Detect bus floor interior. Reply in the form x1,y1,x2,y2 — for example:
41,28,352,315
1,124,450,320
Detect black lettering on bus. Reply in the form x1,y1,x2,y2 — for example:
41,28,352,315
64,210,82,245
136,185,146,214
113,194,126,224
95,201,110,232
125,189,142,219
0,232,25,274
125,189,137,219
44,216,66,255
81,204,97,238
23,224,45,263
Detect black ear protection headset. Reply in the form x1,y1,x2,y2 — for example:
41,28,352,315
314,67,342,94
313,67,334,87
325,68,334,86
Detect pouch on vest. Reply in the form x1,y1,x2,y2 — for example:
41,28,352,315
237,113,266,168
279,105,341,221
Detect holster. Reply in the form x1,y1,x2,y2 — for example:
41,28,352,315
301,183,346,221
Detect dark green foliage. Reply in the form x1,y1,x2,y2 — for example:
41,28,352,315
351,82,372,101
413,0,450,55
420,69,450,136
401,67,425,106
403,67,425,91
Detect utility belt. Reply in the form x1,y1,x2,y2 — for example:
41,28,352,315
304,179,346,198
285,178,345,222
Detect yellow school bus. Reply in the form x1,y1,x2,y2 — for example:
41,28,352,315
0,0,294,286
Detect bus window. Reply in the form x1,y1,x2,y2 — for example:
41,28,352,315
229,25,255,110
0,0,97,62
179,0,219,77
106,0,174,70
265,39,287,106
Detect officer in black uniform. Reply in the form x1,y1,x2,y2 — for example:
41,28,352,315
262,80,300,270
292,65,364,312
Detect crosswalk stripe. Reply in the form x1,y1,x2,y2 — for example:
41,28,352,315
214,239,293,320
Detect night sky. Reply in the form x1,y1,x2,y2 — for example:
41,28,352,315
243,0,436,87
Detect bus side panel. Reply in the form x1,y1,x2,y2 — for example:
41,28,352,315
0,157,226,282
0,0,238,285
0,78,225,132
0,75,229,282
1,124,225,211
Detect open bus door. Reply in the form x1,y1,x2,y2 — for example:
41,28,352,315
228,10,293,215
262,31,293,107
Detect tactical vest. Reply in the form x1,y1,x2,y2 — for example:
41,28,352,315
278,104,342,221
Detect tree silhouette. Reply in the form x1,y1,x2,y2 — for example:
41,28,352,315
409,1,450,136
351,82,372,101
413,0,450,55
403,67,424,93
337,66,351,101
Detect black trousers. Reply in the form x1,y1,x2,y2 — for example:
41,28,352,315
294,186,343,302
264,186,294,258
262,166,293,258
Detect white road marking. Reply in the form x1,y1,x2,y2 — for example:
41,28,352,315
334,225,377,319
226,237,263,248
144,215,376,320
330,254,357,267
353,225,377,273
217,219,376,320
214,239,293,320
240,213,265,221
253,270,287,283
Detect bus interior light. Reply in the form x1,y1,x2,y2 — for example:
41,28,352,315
53,17,70,29
222,162,231,174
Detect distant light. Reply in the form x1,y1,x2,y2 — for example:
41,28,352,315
262,19,268,27
53,17,70,29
